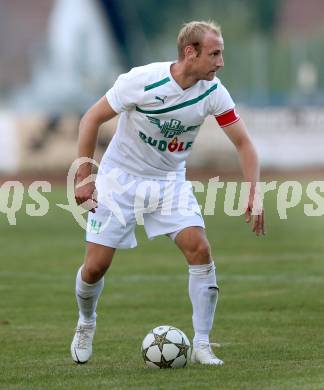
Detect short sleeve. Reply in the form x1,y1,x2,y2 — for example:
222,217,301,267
106,69,141,113
211,81,240,127
210,81,235,115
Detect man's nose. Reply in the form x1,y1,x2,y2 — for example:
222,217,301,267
217,55,224,67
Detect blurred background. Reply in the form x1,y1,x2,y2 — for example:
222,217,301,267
0,0,324,176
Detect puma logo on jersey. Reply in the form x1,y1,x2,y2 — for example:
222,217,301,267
155,95,167,104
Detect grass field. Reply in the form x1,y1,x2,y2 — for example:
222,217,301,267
1,184,324,389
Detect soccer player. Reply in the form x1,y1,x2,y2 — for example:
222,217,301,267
71,20,265,366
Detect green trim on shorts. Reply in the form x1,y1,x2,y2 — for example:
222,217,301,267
144,77,171,91
137,83,218,114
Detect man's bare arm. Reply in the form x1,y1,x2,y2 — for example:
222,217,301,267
75,96,118,210
222,118,265,235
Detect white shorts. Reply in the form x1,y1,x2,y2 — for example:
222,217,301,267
86,167,205,249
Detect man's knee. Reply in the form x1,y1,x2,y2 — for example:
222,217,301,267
83,243,115,283
194,241,211,260
175,227,212,264
82,262,106,283
184,240,211,263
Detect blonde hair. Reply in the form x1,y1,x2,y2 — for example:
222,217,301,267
177,20,222,59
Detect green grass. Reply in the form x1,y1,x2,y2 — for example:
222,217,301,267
0,184,323,389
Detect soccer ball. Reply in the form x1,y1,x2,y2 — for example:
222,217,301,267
141,325,191,369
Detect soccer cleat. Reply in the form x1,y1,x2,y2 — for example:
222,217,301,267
191,342,224,366
71,323,96,364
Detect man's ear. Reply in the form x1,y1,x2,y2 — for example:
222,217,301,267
184,44,197,60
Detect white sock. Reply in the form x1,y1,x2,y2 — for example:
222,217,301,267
75,266,104,326
188,262,219,347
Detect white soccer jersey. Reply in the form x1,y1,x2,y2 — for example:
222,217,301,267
103,61,238,180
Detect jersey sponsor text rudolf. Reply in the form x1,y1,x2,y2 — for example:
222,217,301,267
138,131,193,152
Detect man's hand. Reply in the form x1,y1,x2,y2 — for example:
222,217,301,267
74,179,97,213
245,206,265,236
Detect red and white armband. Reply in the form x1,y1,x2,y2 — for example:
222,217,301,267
215,108,240,127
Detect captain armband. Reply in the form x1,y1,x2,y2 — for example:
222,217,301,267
215,108,240,128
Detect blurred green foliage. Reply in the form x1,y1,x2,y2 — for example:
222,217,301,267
128,0,323,105
133,0,280,38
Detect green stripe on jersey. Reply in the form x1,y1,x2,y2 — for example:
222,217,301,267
137,83,218,114
144,77,171,91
